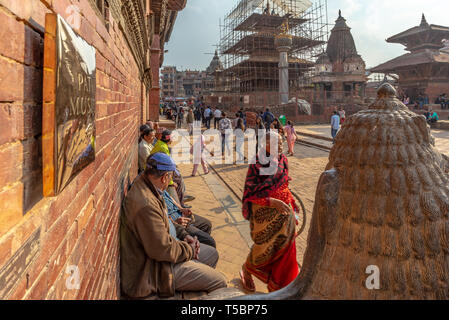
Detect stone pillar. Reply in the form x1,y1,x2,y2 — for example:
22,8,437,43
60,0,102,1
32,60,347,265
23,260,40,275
275,35,292,105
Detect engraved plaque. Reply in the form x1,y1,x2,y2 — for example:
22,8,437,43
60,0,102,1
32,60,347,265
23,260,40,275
0,228,41,299
43,14,96,196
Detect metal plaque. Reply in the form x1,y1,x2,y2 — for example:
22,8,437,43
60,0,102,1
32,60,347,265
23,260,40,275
43,14,96,196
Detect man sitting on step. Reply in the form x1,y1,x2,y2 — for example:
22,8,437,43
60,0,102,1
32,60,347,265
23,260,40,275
120,153,227,299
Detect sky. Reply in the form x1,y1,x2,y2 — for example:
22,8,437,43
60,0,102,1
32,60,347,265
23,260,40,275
163,0,449,71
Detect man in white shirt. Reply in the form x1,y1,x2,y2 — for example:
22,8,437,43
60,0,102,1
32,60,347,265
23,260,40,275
213,108,222,129
218,112,233,156
204,106,212,129
330,111,340,144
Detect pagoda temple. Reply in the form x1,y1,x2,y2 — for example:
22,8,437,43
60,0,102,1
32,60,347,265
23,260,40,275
371,14,449,102
221,2,324,94
312,10,367,101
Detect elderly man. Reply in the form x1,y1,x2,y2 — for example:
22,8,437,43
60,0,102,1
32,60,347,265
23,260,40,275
120,153,227,299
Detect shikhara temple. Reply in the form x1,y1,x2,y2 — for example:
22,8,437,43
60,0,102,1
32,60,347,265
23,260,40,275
312,11,367,102
372,14,449,102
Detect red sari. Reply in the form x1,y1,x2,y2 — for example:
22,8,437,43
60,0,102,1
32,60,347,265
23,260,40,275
242,154,299,292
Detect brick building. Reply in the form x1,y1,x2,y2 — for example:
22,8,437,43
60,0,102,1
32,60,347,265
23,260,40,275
0,0,185,299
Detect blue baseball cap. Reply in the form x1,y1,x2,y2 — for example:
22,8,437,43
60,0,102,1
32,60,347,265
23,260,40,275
146,152,179,175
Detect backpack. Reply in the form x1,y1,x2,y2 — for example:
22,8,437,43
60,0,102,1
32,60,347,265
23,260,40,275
265,112,275,124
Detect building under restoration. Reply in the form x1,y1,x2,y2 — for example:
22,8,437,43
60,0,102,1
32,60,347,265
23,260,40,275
217,0,328,104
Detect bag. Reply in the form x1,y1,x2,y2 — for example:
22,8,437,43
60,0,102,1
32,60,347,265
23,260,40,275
265,112,275,124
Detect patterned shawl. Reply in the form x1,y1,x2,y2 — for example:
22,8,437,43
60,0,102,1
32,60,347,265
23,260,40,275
242,154,289,220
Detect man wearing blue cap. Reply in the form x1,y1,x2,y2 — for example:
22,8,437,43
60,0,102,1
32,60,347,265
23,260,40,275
120,153,227,299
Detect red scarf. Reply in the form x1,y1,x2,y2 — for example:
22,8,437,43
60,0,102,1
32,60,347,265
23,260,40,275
242,154,289,220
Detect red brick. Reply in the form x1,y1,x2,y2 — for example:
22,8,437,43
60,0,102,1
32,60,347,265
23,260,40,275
46,240,68,289
0,183,24,238
78,200,95,233
0,141,23,186
0,104,42,145
10,211,41,254
0,0,49,33
0,58,42,103
25,270,48,300
40,215,68,268
0,234,13,269
46,180,77,231
7,274,28,300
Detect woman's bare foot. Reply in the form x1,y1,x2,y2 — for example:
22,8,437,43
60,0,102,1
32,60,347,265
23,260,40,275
239,268,256,292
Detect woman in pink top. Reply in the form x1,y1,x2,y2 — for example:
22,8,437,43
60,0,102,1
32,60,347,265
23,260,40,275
284,121,297,156
191,134,210,176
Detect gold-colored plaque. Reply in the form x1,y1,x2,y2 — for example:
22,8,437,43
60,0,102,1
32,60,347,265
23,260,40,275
43,14,96,196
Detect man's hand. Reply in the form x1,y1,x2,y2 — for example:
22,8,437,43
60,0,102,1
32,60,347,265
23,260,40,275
184,235,200,259
176,217,191,227
181,208,192,217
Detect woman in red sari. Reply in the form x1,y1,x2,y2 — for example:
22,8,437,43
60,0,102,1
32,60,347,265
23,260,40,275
240,132,300,292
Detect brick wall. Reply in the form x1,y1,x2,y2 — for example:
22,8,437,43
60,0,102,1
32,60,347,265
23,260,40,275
0,0,145,299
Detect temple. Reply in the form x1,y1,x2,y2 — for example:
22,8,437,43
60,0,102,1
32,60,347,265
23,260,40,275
312,10,367,101
371,14,449,102
216,0,327,106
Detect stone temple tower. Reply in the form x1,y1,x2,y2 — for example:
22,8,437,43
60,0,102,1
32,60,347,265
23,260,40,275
312,10,367,101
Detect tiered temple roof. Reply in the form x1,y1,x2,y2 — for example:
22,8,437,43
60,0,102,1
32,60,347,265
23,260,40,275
372,14,449,73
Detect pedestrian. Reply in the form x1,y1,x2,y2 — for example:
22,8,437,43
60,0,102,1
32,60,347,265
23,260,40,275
186,108,194,135
235,118,246,163
120,153,227,299
428,110,439,124
262,108,275,129
191,133,210,177
403,96,410,106
177,107,184,128
204,106,212,129
239,131,300,293
284,120,297,156
213,108,222,129
218,112,233,157
138,127,155,173
255,116,266,154
338,107,346,124
331,110,340,144
270,118,284,140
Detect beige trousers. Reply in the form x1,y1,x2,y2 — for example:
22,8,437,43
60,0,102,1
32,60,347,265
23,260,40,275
173,243,227,293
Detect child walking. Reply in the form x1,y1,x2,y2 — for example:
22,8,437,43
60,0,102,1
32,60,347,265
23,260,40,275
191,133,210,176
284,121,298,156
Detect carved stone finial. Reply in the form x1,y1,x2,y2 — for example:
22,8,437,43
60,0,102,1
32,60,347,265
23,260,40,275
377,83,397,98
420,13,429,26
377,82,396,98
339,9,341,17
